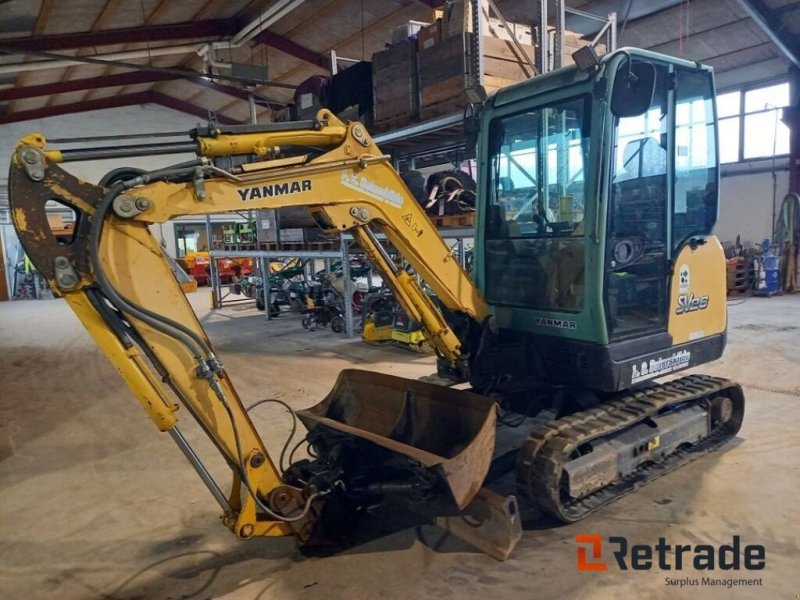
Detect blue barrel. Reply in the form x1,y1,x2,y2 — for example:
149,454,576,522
764,254,780,293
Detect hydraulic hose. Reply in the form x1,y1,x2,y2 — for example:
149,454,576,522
89,171,217,368
90,167,320,524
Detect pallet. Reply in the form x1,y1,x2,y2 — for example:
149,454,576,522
726,275,754,292
726,257,754,295
256,241,337,253
429,212,475,228
727,283,754,296
373,113,416,133
726,288,752,298
419,97,466,121
306,241,337,251
277,242,308,252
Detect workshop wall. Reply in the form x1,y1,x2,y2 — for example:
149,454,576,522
0,104,200,181
716,165,790,245
0,104,202,254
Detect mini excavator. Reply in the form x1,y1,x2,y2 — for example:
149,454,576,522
8,49,744,559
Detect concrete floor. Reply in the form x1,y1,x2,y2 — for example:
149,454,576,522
1,292,799,600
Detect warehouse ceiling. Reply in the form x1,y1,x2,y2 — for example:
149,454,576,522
0,0,798,125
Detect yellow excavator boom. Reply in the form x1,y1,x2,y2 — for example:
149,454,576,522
7,110,497,546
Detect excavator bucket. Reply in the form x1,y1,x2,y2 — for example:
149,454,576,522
296,369,497,509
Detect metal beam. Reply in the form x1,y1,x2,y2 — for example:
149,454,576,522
252,30,326,67
0,71,178,102
0,69,286,110
273,2,419,86
737,0,800,68
0,91,151,124
187,77,285,109
788,66,800,194
715,56,790,89
644,18,751,54
0,91,242,125
565,0,683,36
0,19,238,53
773,3,800,18
148,91,242,124
0,45,297,89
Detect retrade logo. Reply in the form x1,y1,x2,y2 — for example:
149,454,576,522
575,534,765,571
576,534,608,571
575,534,768,589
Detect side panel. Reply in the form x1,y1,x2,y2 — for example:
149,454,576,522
667,236,727,345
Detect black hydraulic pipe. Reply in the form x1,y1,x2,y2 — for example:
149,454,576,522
198,119,317,137
49,131,188,143
58,141,198,162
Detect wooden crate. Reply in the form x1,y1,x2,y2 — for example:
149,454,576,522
419,74,520,120
418,34,534,119
372,113,416,133
417,20,441,51
444,1,533,43
372,39,419,128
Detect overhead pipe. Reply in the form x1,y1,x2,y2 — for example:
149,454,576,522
198,0,307,71
229,0,307,46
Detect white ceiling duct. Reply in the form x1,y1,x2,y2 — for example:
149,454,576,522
199,0,308,72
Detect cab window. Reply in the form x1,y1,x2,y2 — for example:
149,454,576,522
485,96,590,312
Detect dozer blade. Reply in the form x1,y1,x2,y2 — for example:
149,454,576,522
296,369,497,509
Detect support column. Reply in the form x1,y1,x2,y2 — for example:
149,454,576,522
554,0,565,70
539,0,549,74
259,256,271,321
340,236,354,337
789,66,800,195
206,215,220,308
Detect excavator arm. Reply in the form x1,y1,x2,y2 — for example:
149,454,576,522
7,111,501,547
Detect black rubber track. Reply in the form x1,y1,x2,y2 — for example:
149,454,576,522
516,374,745,522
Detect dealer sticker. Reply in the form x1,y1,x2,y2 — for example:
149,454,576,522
631,350,691,384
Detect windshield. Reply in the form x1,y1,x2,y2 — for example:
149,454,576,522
484,96,590,312
486,96,590,239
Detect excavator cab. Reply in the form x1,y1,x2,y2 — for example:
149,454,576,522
475,48,727,392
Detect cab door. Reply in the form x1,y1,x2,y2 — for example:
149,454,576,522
604,62,671,340
668,67,726,344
